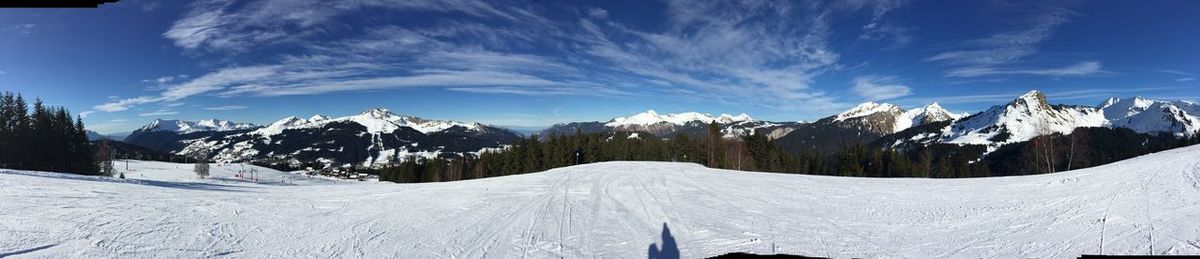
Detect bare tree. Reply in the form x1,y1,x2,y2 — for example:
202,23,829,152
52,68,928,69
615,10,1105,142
192,148,210,179
97,141,115,177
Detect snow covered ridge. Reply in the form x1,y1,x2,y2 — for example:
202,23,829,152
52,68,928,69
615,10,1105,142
139,119,257,134
830,102,967,134
127,108,521,168
4,145,1200,257
1099,97,1200,137
543,109,783,139
941,91,1200,146
605,109,754,127
253,108,483,136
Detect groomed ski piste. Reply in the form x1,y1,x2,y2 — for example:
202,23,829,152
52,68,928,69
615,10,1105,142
3,145,1200,258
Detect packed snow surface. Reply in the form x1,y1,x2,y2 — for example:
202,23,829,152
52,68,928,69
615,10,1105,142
5,145,1200,258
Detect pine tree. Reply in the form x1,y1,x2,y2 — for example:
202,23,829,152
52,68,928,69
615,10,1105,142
0,93,13,168
705,121,722,168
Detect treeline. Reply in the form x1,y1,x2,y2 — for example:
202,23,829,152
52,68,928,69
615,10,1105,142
0,92,96,175
987,127,1198,175
380,122,817,183
378,121,1200,183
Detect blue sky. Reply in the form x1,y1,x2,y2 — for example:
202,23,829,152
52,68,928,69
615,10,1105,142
0,0,1197,134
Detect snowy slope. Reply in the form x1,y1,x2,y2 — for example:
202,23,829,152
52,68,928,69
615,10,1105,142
5,145,1200,257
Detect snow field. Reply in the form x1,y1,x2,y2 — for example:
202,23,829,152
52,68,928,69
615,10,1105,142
2,145,1200,257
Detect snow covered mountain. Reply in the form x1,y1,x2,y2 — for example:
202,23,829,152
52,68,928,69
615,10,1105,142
137,119,257,134
541,110,795,138
831,102,966,135
251,108,483,136
941,91,1108,145
123,119,261,152
126,109,521,168
772,101,964,153
85,130,111,141
1099,97,1200,137
605,110,753,128
885,91,1200,151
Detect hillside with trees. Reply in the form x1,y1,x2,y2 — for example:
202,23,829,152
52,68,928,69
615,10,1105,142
0,92,96,175
378,120,1200,183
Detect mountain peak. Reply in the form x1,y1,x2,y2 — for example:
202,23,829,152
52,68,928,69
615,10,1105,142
1010,90,1051,110
606,110,753,127
362,108,395,117
835,102,902,122
1100,97,1120,108
139,118,256,134
720,113,753,122
1019,90,1045,98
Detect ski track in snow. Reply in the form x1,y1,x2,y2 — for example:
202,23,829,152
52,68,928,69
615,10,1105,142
4,146,1200,258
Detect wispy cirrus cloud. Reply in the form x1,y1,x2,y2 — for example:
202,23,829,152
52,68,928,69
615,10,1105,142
946,61,1106,78
99,0,914,117
138,109,179,117
926,4,1099,78
1155,69,1195,76
1177,78,1195,82
928,8,1073,66
3,24,36,34
855,0,913,49
851,75,912,100
142,75,187,84
203,105,247,111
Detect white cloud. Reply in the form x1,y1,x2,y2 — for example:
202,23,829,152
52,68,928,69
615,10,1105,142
1156,69,1195,76
587,8,609,19
142,76,179,84
946,61,1104,78
202,105,248,111
138,109,179,117
3,24,36,34
163,0,536,52
94,96,162,112
1176,78,1194,82
144,0,901,117
851,76,912,100
78,111,96,118
856,0,912,49
925,5,1096,78
568,1,849,112
928,9,1072,65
